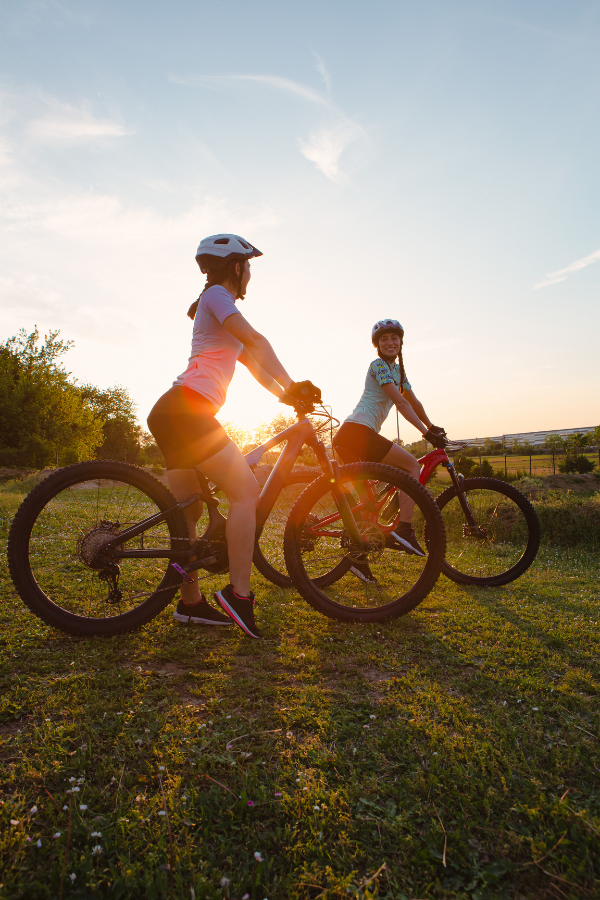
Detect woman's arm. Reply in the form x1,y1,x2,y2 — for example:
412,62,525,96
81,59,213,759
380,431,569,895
223,313,293,391
381,383,428,435
401,389,433,430
237,347,285,399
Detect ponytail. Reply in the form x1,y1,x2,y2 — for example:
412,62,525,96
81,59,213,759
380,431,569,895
186,257,245,320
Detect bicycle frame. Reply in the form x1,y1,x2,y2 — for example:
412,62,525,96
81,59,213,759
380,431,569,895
102,411,366,570
418,447,478,526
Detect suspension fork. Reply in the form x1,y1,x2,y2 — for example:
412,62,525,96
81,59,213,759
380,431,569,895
312,440,365,548
443,461,477,525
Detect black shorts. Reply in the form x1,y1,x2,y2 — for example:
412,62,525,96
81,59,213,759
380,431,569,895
333,421,393,464
147,386,231,470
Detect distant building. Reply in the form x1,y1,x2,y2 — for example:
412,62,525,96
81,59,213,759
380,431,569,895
456,426,597,449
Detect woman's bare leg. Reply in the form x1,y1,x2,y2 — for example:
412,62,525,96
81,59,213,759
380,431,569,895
166,469,205,604
197,442,259,597
380,443,421,523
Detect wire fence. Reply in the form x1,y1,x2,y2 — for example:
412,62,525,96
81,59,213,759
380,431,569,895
449,449,600,477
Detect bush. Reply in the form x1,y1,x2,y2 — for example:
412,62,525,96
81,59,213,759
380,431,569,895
492,468,527,483
471,459,494,477
559,455,596,474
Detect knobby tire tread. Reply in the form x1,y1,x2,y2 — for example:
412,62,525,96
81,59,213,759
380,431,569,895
8,461,188,636
283,462,446,623
436,476,540,586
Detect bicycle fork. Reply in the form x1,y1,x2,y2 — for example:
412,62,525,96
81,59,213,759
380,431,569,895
442,459,477,526
312,441,366,548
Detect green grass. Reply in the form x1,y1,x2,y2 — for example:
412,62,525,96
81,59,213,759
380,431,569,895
1,519,600,900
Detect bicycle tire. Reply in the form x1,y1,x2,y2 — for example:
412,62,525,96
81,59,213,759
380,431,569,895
7,461,189,636
253,472,350,588
283,463,446,623
436,477,540,586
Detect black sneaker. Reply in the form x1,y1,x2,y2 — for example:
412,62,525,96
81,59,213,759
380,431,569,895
385,524,426,557
349,560,378,584
215,584,261,639
173,594,233,626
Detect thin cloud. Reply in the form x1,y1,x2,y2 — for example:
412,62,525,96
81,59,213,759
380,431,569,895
28,100,131,144
169,73,331,107
534,246,600,289
298,120,364,182
314,54,333,94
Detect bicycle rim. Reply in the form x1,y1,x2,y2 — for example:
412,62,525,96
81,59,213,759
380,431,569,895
283,463,446,622
8,461,188,635
254,472,350,588
436,477,540,586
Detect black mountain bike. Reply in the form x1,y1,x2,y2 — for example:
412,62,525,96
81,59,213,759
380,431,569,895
8,395,446,635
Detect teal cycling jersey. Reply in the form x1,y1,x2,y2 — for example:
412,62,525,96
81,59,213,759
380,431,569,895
345,358,411,434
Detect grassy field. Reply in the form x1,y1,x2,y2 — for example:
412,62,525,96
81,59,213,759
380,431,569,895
1,479,600,899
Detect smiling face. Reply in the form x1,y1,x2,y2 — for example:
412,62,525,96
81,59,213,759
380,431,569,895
378,331,402,359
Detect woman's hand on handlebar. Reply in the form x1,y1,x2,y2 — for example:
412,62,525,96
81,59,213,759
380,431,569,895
423,428,448,449
280,380,322,407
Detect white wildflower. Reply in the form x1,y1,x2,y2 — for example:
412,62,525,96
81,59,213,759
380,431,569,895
254,851,263,862
79,804,87,811
30,805,38,813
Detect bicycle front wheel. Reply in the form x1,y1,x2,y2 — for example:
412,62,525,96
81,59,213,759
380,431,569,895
283,463,446,623
7,461,188,636
436,477,540,586
253,471,351,588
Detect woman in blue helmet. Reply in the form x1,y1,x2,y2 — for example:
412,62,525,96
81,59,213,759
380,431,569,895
333,319,447,576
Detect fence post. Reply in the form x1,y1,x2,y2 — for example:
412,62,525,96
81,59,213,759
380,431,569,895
529,454,532,476
552,450,555,475
504,454,507,476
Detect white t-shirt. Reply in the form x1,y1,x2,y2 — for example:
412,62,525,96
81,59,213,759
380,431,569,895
173,285,242,410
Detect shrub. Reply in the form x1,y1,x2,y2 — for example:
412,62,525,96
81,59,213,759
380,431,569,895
471,459,494,477
558,455,596,474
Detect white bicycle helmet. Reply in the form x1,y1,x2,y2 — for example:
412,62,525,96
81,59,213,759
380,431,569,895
371,318,404,346
195,234,263,272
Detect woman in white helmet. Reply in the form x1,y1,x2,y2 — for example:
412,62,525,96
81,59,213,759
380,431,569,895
148,234,318,639
333,319,447,577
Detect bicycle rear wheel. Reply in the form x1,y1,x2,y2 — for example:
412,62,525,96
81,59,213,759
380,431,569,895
284,463,446,623
436,477,540,586
253,472,350,588
7,461,188,636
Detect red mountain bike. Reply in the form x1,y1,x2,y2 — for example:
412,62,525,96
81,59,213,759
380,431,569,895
253,441,540,591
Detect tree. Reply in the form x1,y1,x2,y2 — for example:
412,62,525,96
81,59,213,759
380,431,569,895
79,384,141,462
566,432,589,455
545,433,565,452
0,328,103,467
482,437,502,455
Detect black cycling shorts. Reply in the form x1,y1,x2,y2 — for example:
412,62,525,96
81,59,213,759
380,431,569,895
147,386,231,470
333,421,393,464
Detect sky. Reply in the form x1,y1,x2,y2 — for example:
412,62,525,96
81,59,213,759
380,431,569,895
1,0,599,444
